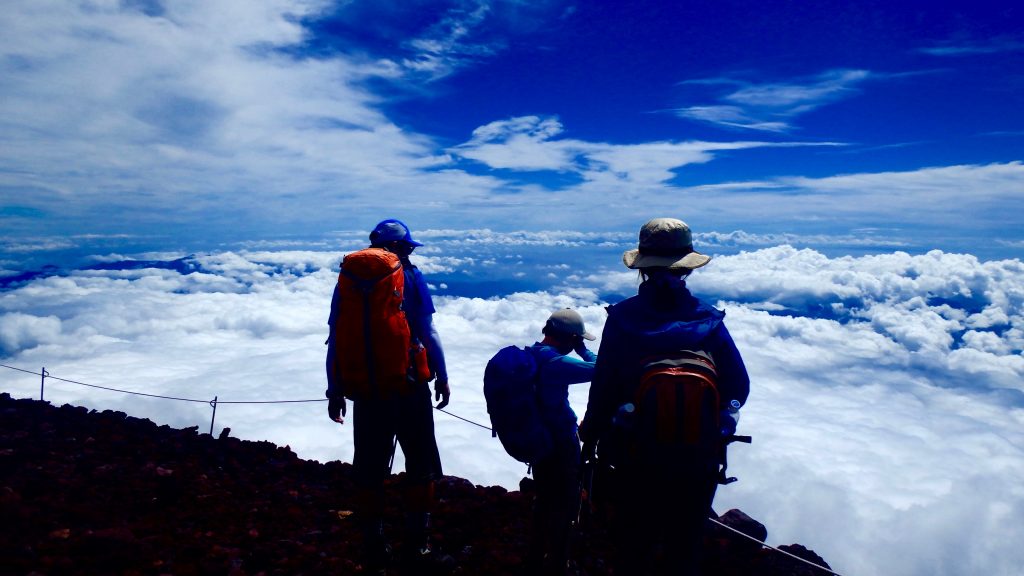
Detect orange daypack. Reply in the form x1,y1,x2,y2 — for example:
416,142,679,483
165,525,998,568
634,349,721,453
333,248,430,401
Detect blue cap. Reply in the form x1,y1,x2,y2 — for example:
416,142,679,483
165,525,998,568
369,219,423,247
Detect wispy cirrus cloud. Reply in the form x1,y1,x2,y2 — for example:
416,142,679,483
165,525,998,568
917,36,1024,56
399,1,499,80
314,0,563,82
674,69,872,132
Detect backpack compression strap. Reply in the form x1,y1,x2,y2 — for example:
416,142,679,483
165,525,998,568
340,259,403,391
340,259,403,294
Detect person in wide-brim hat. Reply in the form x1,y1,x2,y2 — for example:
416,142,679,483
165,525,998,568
621,217,711,270
581,216,749,576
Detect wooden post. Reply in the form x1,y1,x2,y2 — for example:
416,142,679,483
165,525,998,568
209,396,218,435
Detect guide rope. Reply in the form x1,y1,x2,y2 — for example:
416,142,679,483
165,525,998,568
0,362,491,426
707,516,843,576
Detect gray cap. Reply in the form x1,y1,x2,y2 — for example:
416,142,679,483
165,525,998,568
622,218,711,270
545,308,596,340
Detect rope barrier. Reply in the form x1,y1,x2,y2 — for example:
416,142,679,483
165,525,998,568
46,374,210,403
707,517,842,576
1,363,40,376
0,363,493,429
0,363,324,404
436,406,492,431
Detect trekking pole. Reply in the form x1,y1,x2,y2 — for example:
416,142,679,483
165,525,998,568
576,453,593,527
574,466,584,528
387,435,399,474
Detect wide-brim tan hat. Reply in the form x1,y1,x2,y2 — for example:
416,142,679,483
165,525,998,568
622,217,711,270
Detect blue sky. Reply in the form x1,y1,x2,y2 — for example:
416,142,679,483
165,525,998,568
1,0,1023,268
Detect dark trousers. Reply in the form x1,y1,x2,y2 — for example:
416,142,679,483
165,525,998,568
530,434,582,575
352,382,442,488
351,382,442,550
612,453,719,576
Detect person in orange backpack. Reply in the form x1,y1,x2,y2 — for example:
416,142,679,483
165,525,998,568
325,219,451,574
579,218,749,576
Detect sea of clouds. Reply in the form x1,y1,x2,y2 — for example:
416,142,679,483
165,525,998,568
2,237,1023,576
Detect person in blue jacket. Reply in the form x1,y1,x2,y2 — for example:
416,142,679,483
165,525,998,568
580,218,749,576
526,308,597,575
325,219,451,573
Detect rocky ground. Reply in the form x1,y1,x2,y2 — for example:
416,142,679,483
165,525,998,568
0,393,832,575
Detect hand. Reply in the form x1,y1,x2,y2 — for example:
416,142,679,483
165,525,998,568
434,378,450,409
572,335,590,356
720,411,738,436
328,396,347,424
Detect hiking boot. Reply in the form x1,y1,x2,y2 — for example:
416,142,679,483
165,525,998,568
361,518,391,576
401,542,456,575
363,540,392,575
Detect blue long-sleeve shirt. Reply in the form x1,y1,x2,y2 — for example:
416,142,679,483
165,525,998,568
528,343,597,440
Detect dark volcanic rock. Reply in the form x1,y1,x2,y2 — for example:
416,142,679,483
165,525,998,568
712,508,768,553
0,393,832,575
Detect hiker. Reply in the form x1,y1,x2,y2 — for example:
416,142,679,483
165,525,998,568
579,218,749,576
324,218,451,573
526,309,598,575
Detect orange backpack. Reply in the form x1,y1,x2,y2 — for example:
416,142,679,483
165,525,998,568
333,248,430,401
634,349,721,453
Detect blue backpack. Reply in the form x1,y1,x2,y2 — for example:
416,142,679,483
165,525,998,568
483,346,553,464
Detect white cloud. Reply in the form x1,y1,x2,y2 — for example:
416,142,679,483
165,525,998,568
0,0,506,233
451,115,841,185
454,116,579,170
918,36,1024,56
697,229,914,249
0,312,62,356
400,1,496,80
2,244,1024,576
725,69,870,108
676,162,1024,243
676,69,872,132
671,105,790,132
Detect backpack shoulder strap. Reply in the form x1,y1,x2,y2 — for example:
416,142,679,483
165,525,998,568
525,346,563,382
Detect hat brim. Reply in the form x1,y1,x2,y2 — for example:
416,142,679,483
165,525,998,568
581,331,596,341
622,249,711,270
